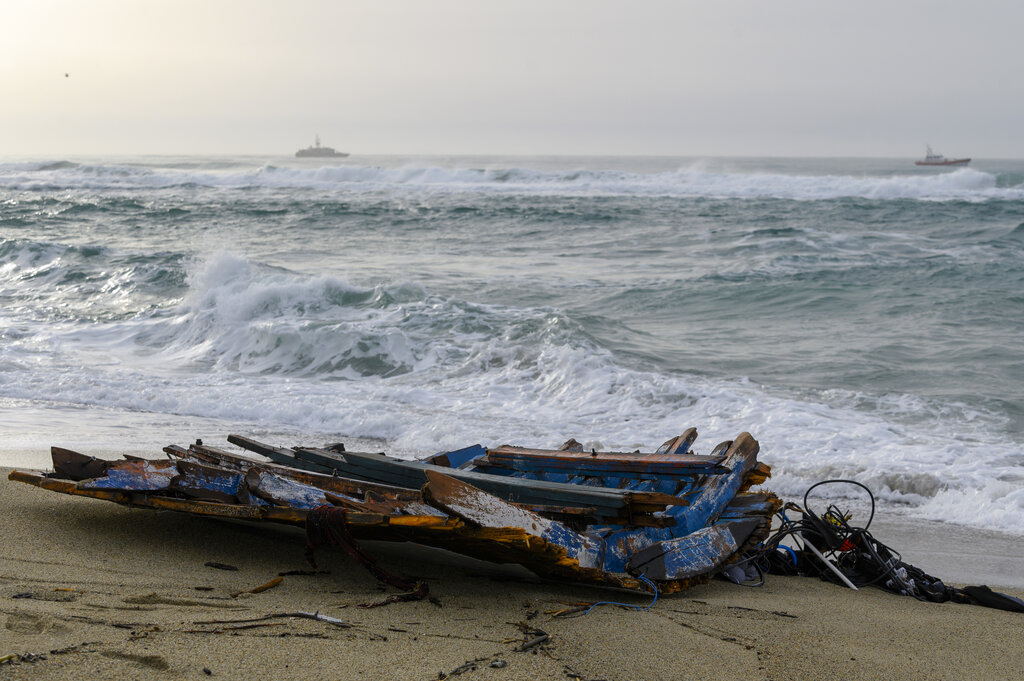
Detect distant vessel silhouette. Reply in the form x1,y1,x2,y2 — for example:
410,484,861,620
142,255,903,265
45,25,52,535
915,145,969,167
296,135,348,158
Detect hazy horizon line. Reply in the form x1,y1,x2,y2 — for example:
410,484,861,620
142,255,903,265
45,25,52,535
3,151,1019,162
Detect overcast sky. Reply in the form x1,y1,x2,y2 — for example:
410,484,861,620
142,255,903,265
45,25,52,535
3,1,1021,158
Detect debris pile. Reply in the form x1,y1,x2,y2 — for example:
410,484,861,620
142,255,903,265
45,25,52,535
9,429,779,594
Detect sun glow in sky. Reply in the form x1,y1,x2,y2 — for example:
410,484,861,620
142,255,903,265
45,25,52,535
3,0,1022,157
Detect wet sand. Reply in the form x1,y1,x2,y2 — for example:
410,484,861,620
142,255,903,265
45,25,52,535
2,468,1022,681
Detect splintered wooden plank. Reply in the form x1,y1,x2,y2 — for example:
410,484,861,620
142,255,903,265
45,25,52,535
666,432,762,536
422,470,603,568
183,441,422,503
322,490,442,516
244,469,327,509
424,469,552,530
480,453,723,480
226,435,334,474
625,520,757,581
51,447,110,481
422,444,487,469
739,461,772,491
655,428,698,455
182,443,266,470
718,492,780,518
486,442,724,470
294,447,426,487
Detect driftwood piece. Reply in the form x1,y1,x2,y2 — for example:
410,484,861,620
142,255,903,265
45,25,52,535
194,612,351,629
230,576,283,598
184,622,285,633
516,633,550,651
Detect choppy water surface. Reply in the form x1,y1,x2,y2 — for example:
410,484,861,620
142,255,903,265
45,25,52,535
2,154,1023,534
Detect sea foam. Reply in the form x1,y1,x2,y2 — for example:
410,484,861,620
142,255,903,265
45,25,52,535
3,249,1021,534
2,160,1022,202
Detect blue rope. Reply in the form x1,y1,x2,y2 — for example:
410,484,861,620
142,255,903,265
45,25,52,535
582,574,659,615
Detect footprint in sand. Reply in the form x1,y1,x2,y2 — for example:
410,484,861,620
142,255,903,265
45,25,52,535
4,611,69,634
101,651,170,671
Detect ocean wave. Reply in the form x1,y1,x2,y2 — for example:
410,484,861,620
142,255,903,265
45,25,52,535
117,252,598,382
2,249,1017,534
1001,222,1024,242
8,332,1023,535
3,159,1024,202
0,238,186,322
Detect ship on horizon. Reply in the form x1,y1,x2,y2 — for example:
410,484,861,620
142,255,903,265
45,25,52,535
915,145,970,167
295,135,349,158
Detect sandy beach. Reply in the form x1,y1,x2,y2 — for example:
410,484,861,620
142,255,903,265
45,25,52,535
2,468,1022,681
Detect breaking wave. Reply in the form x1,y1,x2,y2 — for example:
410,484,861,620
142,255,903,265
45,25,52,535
1,249,1020,534
2,159,1022,201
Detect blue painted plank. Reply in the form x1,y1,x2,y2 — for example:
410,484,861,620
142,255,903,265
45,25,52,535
245,469,328,509
662,434,761,537
78,460,177,492
171,461,243,503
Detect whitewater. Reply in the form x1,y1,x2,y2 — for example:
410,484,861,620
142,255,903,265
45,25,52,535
2,154,1023,539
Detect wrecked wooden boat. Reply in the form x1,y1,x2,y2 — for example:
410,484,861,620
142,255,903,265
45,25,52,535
8,430,779,593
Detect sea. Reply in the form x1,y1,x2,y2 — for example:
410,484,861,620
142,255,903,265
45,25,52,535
2,154,1023,554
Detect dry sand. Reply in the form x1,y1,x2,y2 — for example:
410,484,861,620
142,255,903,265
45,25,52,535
2,468,1022,681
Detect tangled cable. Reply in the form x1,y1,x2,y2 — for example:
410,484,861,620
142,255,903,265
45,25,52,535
723,479,1024,613
746,479,958,602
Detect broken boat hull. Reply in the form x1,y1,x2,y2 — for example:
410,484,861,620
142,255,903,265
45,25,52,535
9,430,779,592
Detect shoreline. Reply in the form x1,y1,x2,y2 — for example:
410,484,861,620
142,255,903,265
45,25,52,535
2,468,1023,680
